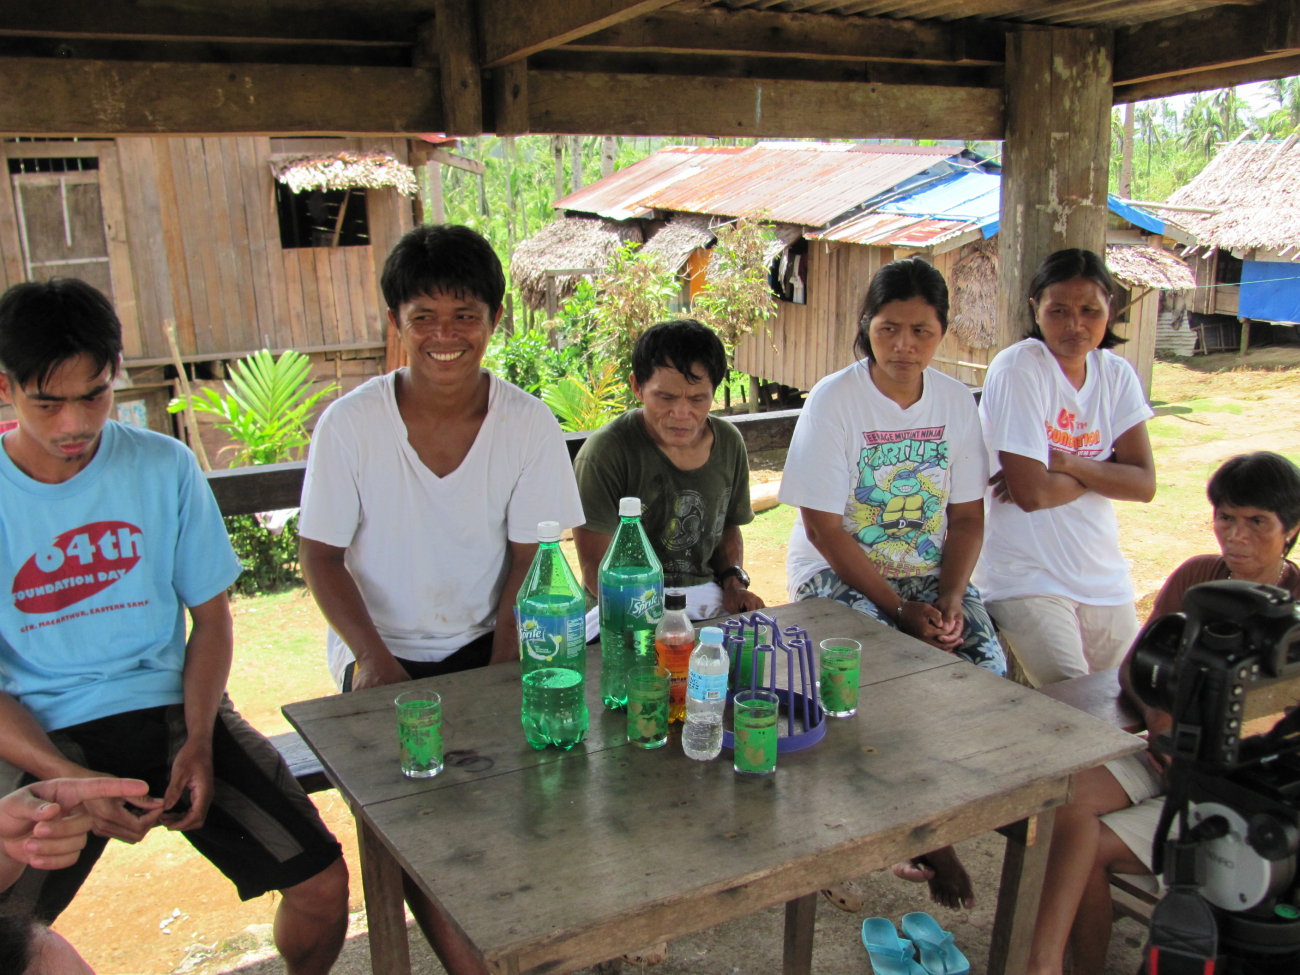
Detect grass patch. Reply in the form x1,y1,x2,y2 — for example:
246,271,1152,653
744,503,798,551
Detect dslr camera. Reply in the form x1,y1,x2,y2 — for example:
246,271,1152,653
1130,580,1300,974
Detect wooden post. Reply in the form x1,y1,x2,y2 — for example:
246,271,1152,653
163,319,212,472
357,817,413,975
433,0,483,136
782,892,817,975
429,162,445,224
748,375,759,414
570,135,585,192
1239,317,1251,355
988,808,1057,975
996,28,1114,350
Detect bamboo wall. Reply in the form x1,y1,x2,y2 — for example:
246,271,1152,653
1,136,413,367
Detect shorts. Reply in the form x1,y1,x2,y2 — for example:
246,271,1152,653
341,630,494,692
1100,751,1167,895
986,595,1139,687
1,697,343,922
794,568,1006,676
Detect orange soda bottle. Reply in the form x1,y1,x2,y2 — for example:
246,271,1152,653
655,590,695,723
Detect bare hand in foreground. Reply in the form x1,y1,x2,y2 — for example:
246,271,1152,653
899,600,962,650
352,654,413,691
1,777,153,869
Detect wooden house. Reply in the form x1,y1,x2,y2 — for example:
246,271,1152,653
1152,139,1300,352
0,135,426,461
518,142,1193,396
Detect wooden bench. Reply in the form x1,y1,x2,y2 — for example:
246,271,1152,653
269,731,331,794
1035,669,1160,925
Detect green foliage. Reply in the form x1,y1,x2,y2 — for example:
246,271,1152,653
588,241,681,381
225,513,301,597
692,218,778,359
168,349,337,467
540,362,626,432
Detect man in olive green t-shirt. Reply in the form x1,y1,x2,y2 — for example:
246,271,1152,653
573,319,765,621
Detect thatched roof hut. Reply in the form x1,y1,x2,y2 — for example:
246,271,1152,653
949,239,997,348
1105,243,1196,291
511,216,643,309
1154,138,1300,254
641,213,716,272
269,150,418,196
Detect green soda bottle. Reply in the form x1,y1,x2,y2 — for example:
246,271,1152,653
598,497,664,710
517,521,588,750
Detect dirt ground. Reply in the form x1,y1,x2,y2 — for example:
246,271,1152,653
51,349,1300,975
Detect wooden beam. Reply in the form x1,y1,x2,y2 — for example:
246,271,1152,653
1115,52,1300,103
564,6,1007,65
493,59,530,136
433,0,483,136
529,71,1003,140
0,57,443,135
997,28,1113,351
427,146,486,175
1113,1,1300,87
479,0,681,67
0,0,419,46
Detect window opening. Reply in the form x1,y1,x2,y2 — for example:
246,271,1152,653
275,184,369,248
770,238,809,305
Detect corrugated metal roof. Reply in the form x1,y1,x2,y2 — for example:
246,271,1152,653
554,146,745,221
638,145,959,227
808,211,971,247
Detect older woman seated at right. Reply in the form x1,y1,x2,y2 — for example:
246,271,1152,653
1026,451,1300,975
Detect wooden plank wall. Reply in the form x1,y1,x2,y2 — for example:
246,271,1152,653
114,135,400,363
734,240,886,391
1110,287,1158,397
1186,250,1218,315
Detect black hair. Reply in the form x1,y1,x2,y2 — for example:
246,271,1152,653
853,257,949,361
1207,452,1300,556
0,279,122,391
380,224,506,315
1025,248,1127,349
0,908,34,975
631,319,728,389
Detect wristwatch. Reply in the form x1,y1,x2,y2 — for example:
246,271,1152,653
716,566,751,589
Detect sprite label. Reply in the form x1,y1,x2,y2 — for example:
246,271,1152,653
518,612,586,663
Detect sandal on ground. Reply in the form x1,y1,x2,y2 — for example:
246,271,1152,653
620,942,668,967
900,912,969,975
861,917,925,975
821,879,866,912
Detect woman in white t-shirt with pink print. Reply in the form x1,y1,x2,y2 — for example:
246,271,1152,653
974,248,1156,687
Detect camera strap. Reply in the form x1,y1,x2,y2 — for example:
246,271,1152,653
1152,667,1210,878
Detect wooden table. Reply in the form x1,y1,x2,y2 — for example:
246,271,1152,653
284,599,1141,975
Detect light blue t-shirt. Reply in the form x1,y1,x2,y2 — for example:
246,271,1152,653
0,422,242,731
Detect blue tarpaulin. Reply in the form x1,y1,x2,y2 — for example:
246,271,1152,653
1239,260,1300,323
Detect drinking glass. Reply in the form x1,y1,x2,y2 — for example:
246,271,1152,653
733,689,779,775
626,665,670,749
819,639,862,717
396,689,443,777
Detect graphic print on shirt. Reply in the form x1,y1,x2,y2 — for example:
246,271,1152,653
11,521,144,614
1045,407,1103,456
846,428,948,578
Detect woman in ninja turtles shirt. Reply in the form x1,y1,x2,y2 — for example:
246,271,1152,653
778,256,1006,915
779,257,1005,675
974,249,1156,688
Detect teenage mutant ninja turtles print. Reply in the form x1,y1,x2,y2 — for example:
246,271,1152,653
844,426,949,579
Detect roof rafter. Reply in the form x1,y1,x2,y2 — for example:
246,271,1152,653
479,0,682,67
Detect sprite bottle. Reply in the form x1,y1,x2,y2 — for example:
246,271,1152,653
517,521,588,750
598,497,664,710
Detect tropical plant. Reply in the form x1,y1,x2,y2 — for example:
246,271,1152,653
540,362,626,432
588,241,681,379
692,217,779,358
168,349,338,467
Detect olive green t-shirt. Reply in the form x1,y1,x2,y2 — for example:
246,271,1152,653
574,410,755,587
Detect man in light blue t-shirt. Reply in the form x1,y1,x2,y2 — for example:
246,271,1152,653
0,279,348,975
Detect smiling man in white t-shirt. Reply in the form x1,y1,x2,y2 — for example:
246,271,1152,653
298,226,584,695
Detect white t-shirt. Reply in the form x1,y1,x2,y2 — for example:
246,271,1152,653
299,371,585,686
973,339,1154,605
778,361,988,599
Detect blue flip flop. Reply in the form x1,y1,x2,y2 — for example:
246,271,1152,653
900,912,969,975
862,917,925,975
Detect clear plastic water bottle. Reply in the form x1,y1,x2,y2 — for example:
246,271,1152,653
683,626,728,761
655,590,695,724
598,497,664,710
517,521,588,750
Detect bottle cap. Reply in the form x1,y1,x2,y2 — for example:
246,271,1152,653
700,626,724,644
618,497,641,517
537,521,562,543
665,590,686,610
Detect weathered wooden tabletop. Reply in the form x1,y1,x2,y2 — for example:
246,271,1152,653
284,598,1142,975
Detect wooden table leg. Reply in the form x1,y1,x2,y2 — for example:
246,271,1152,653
988,808,1057,975
782,891,818,975
357,816,412,975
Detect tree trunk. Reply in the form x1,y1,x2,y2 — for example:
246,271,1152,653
570,135,584,192
429,162,445,224
552,135,565,206
1120,101,1135,199
602,136,617,178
